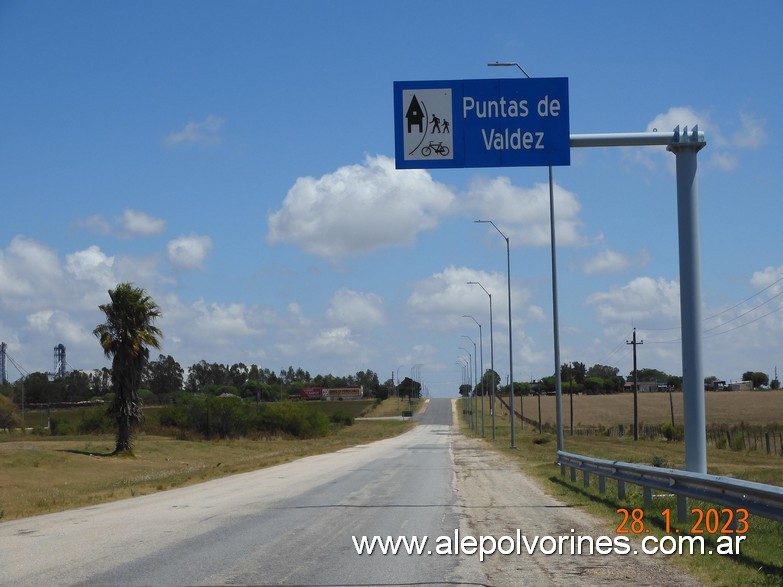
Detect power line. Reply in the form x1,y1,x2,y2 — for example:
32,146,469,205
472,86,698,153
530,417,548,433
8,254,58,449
642,274,783,343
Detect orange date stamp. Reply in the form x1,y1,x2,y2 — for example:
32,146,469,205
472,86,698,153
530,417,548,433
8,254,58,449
616,506,750,535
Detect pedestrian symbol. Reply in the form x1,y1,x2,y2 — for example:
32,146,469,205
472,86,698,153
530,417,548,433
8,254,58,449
400,88,453,162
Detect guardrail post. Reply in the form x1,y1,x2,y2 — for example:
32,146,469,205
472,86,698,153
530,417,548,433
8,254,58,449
617,479,626,501
570,466,577,482
643,486,652,507
598,475,606,495
583,470,591,489
677,494,688,523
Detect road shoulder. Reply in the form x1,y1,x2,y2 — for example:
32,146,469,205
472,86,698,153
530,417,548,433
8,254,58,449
449,402,703,586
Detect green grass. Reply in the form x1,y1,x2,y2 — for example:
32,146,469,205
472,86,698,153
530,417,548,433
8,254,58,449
462,396,783,587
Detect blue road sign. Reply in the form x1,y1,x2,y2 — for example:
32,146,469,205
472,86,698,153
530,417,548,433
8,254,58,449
394,77,569,169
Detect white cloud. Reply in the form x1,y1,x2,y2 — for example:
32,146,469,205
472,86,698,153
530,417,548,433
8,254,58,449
326,289,386,328
65,246,115,286
73,214,111,235
583,248,631,275
0,236,64,301
26,309,86,344
167,234,213,270
306,326,362,357
639,106,765,173
646,106,710,136
750,265,783,294
586,276,681,324
165,115,225,146
709,151,738,172
407,265,533,332
466,176,587,247
732,112,766,149
119,209,166,237
266,155,455,260
188,299,263,339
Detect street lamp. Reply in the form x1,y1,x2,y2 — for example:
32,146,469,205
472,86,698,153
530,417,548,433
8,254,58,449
462,335,478,435
468,281,496,440
463,315,485,438
458,347,473,430
457,358,469,424
485,59,564,454
487,61,531,78
475,219,518,448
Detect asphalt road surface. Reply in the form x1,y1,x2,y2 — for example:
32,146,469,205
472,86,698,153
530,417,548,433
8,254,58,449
1,398,484,586
1,398,700,586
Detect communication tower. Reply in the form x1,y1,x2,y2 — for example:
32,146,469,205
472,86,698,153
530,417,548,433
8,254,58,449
0,342,7,385
54,344,67,379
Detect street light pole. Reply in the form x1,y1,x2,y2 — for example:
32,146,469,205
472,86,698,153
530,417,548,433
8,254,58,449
457,359,469,424
459,347,473,430
485,59,563,452
475,220,517,448
464,315,484,438
468,281,495,440
462,335,478,436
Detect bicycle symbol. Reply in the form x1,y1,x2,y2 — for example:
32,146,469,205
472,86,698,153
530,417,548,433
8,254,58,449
421,141,450,157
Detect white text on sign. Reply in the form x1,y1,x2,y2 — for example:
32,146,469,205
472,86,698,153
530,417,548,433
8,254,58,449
464,95,561,152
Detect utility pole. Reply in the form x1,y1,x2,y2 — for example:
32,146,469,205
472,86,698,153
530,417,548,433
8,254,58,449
627,328,643,440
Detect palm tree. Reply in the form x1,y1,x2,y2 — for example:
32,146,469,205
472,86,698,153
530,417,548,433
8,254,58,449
93,283,162,454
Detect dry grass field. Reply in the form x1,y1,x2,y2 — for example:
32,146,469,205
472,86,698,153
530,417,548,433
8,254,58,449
508,390,783,429
463,396,783,586
0,418,413,522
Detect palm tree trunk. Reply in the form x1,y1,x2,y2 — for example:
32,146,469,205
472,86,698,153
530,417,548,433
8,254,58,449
115,414,133,453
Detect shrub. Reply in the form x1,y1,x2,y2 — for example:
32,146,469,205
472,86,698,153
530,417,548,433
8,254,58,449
0,395,21,429
156,397,330,439
661,423,683,442
77,408,113,434
329,411,354,426
49,416,74,436
650,455,670,468
258,402,330,438
730,431,746,452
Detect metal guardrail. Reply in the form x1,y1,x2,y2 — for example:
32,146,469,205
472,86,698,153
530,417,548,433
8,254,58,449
557,450,783,523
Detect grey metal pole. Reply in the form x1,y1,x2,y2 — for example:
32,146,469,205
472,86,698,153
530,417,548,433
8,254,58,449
459,347,473,430
464,316,485,437
478,324,484,437
549,165,564,454
462,335,478,433
475,220,516,447
504,234,517,446
469,281,496,440
668,127,707,474
569,126,707,472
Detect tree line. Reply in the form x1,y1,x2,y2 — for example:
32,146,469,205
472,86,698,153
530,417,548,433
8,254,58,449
460,362,780,397
0,358,387,407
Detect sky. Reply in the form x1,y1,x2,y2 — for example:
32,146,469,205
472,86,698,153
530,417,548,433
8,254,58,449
1,1,782,397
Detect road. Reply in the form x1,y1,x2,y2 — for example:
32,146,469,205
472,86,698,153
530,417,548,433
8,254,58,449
1,398,483,586
0,398,700,586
